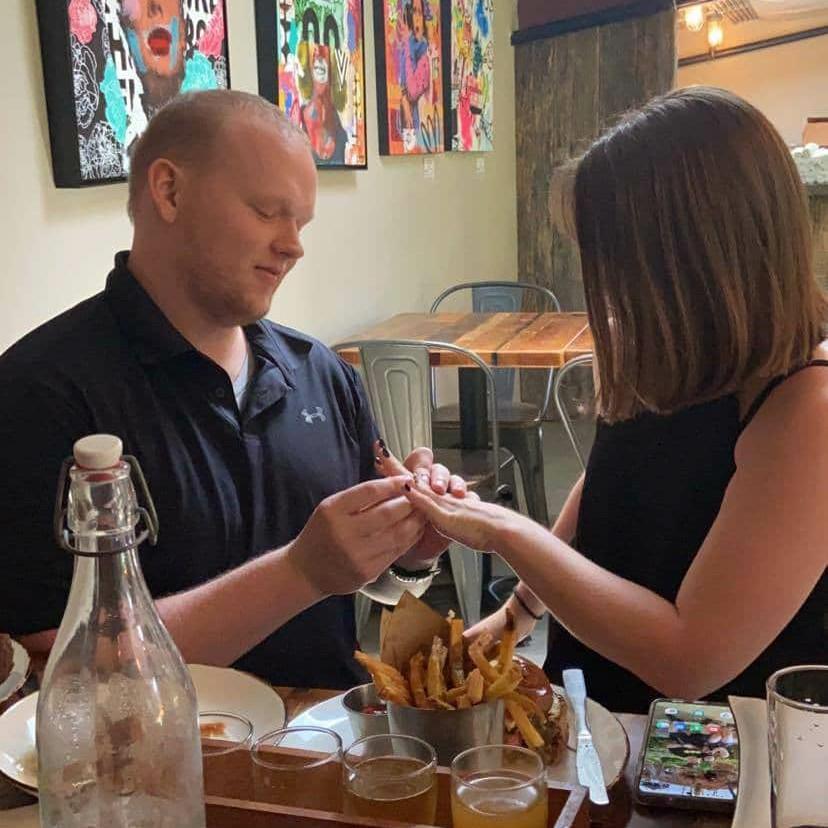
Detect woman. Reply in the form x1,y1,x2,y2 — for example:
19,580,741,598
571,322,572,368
391,87,828,713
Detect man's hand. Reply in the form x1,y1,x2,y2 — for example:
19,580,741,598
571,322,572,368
287,476,426,596
374,441,468,570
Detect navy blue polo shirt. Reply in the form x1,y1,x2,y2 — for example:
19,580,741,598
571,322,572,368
0,252,377,688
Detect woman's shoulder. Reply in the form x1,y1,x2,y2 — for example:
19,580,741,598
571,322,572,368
736,344,828,460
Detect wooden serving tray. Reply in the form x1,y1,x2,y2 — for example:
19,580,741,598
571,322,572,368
202,746,589,828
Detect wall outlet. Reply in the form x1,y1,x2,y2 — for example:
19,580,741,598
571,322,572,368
423,157,435,179
475,157,486,176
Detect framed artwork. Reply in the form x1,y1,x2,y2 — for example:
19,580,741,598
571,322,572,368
444,0,493,152
255,0,367,169
374,0,445,155
36,0,230,188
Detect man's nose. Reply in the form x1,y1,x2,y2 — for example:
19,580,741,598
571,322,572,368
272,223,304,260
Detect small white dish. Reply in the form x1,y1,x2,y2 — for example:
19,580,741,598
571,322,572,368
188,663,286,741
0,642,30,705
0,664,285,793
290,684,630,786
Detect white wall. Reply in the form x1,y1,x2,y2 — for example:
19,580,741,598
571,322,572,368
677,35,828,146
0,0,517,351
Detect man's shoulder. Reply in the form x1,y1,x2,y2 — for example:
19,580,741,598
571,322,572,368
0,291,118,383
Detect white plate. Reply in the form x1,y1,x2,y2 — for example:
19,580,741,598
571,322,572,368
187,663,286,740
0,642,30,705
0,664,285,793
290,684,630,787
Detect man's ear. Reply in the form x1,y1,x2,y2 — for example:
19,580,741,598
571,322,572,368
146,157,185,223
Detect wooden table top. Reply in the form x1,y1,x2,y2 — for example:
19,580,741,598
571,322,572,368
336,312,593,368
0,686,730,828
275,688,729,828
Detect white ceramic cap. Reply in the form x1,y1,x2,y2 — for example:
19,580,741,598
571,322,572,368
73,434,123,469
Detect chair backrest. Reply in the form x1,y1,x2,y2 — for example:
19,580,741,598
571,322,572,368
430,281,562,419
552,353,596,471
333,339,502,488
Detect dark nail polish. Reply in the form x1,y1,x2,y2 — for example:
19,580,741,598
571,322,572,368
374,456,382,465
404,483,411,491
382,448,390,458
378,438,386,448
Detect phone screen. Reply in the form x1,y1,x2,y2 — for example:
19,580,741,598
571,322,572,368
638,700,739,805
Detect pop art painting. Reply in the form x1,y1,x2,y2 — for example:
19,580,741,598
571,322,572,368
255,0,367,168
374,0,445,155
445,0,493,152
37,0,230,187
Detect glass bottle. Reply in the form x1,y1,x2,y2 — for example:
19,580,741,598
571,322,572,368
37,434,205,828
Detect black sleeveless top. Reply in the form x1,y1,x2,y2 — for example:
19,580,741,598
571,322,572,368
543,363,828,714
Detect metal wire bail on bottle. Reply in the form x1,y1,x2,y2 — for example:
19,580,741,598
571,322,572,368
53,454,160,557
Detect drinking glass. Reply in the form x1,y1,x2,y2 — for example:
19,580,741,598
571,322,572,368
451,744,548,828
199,712,254,798
767,665,828,828
251,726,343,812
343,733,438,824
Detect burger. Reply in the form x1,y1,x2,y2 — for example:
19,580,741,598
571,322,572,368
506,656,570,764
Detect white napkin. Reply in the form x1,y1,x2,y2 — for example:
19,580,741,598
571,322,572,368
729,695,771,828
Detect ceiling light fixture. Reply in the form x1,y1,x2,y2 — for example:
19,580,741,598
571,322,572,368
707,17,724,49
684,4,705,32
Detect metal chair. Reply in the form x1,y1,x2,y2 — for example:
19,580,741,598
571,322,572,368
552,353,596,471
332,339,517,631
429,281,562,528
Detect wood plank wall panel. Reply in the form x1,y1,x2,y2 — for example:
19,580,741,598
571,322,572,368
514,8,675,313
514,7,675,404
808,192,828,290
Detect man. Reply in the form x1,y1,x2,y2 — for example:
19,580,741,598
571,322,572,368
0,90,457,688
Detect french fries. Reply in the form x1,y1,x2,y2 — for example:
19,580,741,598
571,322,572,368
505,698,545,749
426,636,448,701
468,633,500,683
449,618,466,688
504,690,542,718
485,666,523,701
354,651,412,706
409,652,429,709
497,609,517,673
354,601,567,767
467,669,485,704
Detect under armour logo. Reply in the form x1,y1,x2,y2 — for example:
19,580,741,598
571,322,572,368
301,406,326,424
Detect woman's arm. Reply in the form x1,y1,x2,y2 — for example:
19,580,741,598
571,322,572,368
467,474,584,642
407,371,828,699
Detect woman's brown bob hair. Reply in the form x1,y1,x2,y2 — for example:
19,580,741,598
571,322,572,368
569,86,825,422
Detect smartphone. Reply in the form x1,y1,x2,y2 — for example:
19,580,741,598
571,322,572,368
634,698,739,813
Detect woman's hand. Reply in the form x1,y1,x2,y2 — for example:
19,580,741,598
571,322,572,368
465,597,539,645
401,475,520,552
373,440,467,569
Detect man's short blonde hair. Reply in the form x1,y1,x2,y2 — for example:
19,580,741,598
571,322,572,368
127,89,305,221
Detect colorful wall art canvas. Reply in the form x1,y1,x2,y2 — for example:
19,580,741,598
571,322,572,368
374,0,445,155
255,0,367,168
36,0,230,187
445,0,493,152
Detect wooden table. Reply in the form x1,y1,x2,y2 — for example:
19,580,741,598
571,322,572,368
337,312,593,450
337,313,593,368
0,686,730,827
277,688,729,828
